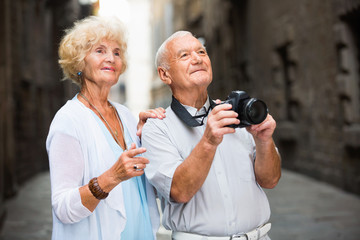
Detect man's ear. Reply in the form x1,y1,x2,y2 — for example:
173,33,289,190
158,67,172,85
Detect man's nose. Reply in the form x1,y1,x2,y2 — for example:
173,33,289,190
190,52,202,64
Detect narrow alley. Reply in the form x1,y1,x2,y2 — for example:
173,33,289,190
1,169,359,240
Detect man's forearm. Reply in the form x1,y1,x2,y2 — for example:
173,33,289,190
170,137,217,203
254,138,281,189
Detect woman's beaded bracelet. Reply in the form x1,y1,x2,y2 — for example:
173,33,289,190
88,177,109,200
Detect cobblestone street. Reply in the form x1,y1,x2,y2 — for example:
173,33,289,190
1,169,360,240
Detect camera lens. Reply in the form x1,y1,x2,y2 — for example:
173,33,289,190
245,99,268,124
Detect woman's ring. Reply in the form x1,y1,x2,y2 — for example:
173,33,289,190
133,164,138,170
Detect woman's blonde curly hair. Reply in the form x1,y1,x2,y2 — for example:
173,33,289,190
58,16,128,86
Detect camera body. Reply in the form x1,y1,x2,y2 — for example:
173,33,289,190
220,90,268,128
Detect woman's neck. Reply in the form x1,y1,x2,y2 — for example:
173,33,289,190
79,84,111,111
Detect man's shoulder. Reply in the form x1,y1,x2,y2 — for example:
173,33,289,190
144,117,165,129
142,106,181,133
144,108,173,129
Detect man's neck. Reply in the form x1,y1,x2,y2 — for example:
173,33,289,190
173,89,208,110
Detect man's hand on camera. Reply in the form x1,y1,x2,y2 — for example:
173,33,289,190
203,102,240,146
246,114,276,144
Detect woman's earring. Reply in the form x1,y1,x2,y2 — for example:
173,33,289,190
77,71,83,82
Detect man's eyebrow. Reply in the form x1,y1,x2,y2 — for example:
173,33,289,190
176,49,187,55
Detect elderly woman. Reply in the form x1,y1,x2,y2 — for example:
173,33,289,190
46,16,163,240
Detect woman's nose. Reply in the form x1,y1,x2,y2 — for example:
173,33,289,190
105,52,115,62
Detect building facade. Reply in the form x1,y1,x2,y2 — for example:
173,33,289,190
0,0,92,229
150,0,360,195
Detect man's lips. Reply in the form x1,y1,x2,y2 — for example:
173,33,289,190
101,67,115,72
191,68,206,74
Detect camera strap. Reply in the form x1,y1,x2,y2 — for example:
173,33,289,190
170,95,216,127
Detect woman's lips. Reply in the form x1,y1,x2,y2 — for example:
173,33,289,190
101,67,115,71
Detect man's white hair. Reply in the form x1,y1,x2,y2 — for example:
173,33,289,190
155,31,194,70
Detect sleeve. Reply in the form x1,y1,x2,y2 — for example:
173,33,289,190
141,120,182,203
249,131,257,161
47,132,92,224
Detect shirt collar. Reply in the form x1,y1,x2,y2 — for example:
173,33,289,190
182,97,211,117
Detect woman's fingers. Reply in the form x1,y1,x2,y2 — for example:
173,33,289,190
139,107,166,120
151,107,166,118
112,144,151,180
125,146,147,158
137,108,166,137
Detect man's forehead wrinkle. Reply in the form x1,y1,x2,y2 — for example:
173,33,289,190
174,45,204,57
167,36,204,62
169,39,186,54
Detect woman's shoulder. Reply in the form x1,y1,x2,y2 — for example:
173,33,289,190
54,98,85,120
110,101,131,114
110,101,137,123
48,98,87,134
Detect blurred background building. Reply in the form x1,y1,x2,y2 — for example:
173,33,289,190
0,0,93,228
1,0,359,232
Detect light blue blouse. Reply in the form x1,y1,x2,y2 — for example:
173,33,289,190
91,108,154,239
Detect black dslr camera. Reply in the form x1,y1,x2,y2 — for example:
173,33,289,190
219,90,268,128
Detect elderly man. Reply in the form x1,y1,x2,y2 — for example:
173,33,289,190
142,31,281,240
